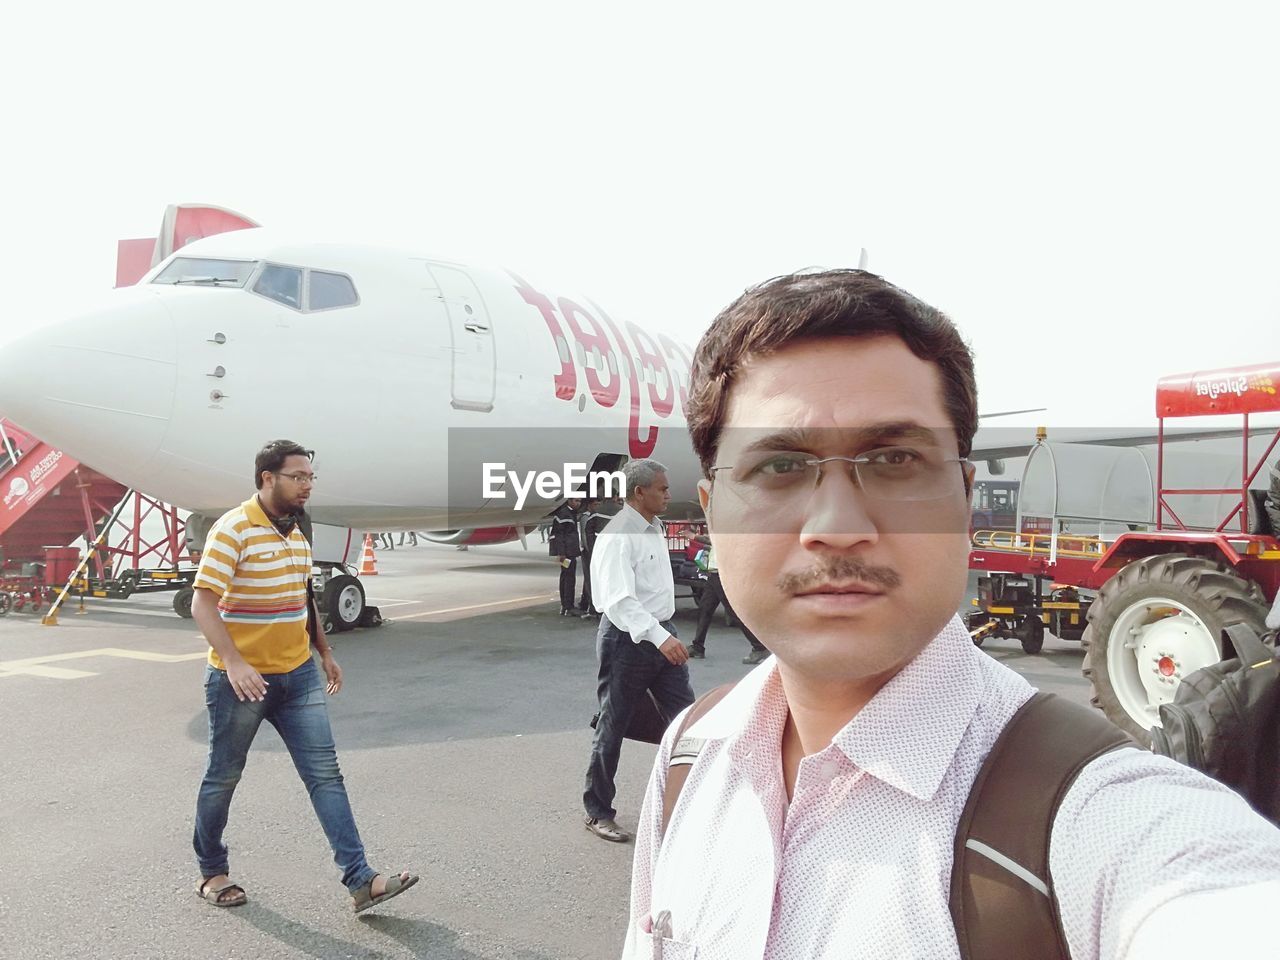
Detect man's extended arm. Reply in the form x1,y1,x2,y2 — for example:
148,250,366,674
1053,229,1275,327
191,587,268,702
308,589,343,695
191,519,269,702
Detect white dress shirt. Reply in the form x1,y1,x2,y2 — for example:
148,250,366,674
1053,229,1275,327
623,617,1280,959
590,503,675,647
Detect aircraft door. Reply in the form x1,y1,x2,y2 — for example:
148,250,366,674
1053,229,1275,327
428,264,495,412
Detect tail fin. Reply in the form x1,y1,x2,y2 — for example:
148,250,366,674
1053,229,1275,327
115,203,259,287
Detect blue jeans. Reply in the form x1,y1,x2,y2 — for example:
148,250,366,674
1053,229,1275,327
584,619,695,820
193,658,376,892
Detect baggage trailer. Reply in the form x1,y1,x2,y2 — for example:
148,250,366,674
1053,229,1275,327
968,362,1280,744
966,530,1099,653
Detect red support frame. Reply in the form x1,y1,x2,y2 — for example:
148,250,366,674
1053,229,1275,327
78,484,196,578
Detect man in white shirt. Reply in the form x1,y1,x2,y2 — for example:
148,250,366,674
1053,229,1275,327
584,459,695,843
622,269,1280,958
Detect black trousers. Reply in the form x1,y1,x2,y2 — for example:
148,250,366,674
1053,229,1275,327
558,557,578,611
579,547,593,611
584,618,695,820
693,572,765,651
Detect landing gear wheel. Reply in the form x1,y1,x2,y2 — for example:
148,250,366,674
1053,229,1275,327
173,586,195,619
323,574,365,633
1017,615,1045,654
1081,553,1267,745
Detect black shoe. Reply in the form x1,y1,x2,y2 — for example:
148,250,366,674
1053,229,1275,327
689,646,705,659
561,608,573,617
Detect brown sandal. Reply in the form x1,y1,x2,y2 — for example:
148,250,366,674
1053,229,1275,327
197,877,247,907
352,871,418,914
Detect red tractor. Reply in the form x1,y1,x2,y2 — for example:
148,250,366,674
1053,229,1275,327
968,361,1280,744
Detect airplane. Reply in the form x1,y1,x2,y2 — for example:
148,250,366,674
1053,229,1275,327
0,205,1254,630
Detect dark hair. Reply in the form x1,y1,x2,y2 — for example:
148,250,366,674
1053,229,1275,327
687,269,978,476
254,439,311,489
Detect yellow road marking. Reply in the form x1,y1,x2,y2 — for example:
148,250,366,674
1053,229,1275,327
0,666,98,679
0,647,207,680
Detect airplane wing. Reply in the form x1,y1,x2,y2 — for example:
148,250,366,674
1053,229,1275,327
970,426,1274,463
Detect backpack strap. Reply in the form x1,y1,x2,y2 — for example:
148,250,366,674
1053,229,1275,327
1223,622,1275,667
950,692,1133,960
660,682,738,840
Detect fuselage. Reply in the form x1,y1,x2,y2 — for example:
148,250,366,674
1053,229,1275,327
0,229,703,530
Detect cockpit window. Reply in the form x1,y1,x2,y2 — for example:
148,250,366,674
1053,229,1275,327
253,264,303,309
152,257,257,287
307,271,358,311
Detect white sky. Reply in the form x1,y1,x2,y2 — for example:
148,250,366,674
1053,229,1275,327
3,1,1278,431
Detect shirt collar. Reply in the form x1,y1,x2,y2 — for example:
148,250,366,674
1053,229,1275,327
830,617,983,801
684,616,983,802
243,495,272,529
621,503,663,535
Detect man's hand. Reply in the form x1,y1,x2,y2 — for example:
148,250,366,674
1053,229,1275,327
321,652,343,695
658,634,689,665
225,657,268,702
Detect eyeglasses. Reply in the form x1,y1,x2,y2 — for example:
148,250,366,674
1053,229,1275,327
275,472,317,485
710,447,968,509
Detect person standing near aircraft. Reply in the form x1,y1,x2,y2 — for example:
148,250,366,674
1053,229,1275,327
689,536,769,664
550,497,586,617
621,270,1280,957
584,459,695,842
190,439,418,913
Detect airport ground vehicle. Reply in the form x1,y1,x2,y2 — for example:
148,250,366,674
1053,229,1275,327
0,419,200,622
967,363,1280,743
969,480,1019,532
665,519,709,602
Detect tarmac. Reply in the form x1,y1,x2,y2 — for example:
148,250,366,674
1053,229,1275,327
0,540,1093,959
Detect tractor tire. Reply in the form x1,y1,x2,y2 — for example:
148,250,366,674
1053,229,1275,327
1081,553,1267,745
324,574,365,633
1017,615,1045,655
173,586,195,619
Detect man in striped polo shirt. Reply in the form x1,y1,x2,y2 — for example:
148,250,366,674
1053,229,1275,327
191,439,417,913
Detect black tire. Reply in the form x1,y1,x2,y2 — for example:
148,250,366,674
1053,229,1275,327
0,592,11,616
1081,553,1267,745
1017,615,1045,654
173,586,194,619
324,574,365,633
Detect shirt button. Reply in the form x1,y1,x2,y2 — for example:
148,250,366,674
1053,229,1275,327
819,758,840,782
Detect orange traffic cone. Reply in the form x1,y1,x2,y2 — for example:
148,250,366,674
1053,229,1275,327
359,534,379,576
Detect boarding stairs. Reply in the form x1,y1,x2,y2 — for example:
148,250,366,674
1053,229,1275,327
0,419,129,563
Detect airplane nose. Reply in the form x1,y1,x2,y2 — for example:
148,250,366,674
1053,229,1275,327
0,288,176,475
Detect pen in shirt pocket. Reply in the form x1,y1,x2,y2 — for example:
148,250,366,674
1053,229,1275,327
651,910,673,959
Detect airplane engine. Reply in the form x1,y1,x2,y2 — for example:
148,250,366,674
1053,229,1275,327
423,526,532,546
184,512,217,555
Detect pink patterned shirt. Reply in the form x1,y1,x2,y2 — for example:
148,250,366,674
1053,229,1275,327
622,617,1280,959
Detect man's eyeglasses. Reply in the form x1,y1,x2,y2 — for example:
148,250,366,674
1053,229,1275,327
275,472,317,485
709,447,968,508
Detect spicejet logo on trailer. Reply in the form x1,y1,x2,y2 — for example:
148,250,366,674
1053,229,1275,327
1192,373,1277,401
1158,363,1280,418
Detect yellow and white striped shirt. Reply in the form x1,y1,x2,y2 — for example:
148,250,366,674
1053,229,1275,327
193,496,313,674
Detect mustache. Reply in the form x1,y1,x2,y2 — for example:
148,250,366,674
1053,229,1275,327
777,556,902,594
